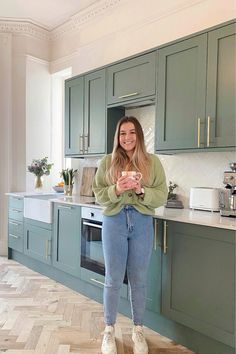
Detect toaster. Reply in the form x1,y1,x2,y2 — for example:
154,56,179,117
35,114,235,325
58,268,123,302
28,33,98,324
189,187,220,212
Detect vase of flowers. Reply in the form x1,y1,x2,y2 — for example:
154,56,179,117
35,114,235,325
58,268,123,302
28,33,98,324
28,157,53,192
60,168,78,196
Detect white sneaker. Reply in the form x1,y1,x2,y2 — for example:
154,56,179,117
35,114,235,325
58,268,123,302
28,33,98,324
101,325,117,354
132,325,148,354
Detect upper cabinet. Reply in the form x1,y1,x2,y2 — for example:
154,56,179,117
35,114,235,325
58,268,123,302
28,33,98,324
155,23,236,153
65,69,106,156
206,23,236,148
107,52,156,105
64,21,235,157
65,76,84,156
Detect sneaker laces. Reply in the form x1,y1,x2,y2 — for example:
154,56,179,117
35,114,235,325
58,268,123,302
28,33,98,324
103,331,114,345
134,327,145,342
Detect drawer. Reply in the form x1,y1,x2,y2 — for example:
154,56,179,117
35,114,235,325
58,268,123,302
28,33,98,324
8,231,23,252
8,219,23,236
9,208,23,222
80,268,128,299
9,196,24,211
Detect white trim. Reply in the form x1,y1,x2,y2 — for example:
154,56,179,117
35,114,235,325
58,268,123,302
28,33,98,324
0,19,50,41
26,55,49,66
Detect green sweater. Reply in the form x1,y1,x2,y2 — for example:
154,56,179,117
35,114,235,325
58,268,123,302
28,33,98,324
92,154,168,216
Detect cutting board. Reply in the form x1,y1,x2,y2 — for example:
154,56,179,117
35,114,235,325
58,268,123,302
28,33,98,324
80,167,97,196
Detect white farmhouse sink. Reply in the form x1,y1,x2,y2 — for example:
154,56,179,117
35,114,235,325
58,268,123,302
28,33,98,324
24,194,62,223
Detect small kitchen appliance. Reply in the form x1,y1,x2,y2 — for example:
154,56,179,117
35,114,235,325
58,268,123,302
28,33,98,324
189,187,220,212
219,162,236,217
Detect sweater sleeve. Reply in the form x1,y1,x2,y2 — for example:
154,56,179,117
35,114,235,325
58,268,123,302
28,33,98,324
92,155,123,207
138,155,168,209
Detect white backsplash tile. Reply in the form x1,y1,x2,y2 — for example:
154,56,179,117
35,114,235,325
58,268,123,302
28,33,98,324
70,106,236,207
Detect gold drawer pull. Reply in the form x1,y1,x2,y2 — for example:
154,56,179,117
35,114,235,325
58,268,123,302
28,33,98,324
91,278,105,286
9,234,19,239
154,219,158,251
9,221,20,226
11,209,21,213
118,92,139,99
197,118,201,148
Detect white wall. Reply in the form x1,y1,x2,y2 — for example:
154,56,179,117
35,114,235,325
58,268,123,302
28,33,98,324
0,34,12,254
26,56,52,192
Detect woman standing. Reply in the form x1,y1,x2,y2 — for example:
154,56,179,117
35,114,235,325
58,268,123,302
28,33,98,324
92,116,167,354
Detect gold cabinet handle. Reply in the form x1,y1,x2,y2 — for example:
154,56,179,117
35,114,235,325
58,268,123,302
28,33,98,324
90,278,105,286
163,221,168,254
118,92,139,99
84,134,89,153
79,134,84,153
207,116,211,147
45,240,50,259
154,219,158,251
197,118,201,148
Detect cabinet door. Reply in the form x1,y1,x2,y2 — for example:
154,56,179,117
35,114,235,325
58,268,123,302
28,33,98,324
84,69,106,154
206,23,236,148
146,219,162,313
53,204,81,277
24,222,52,265
107,52,156,105
65,77,84,155
156,34,207,151
162,221,235,347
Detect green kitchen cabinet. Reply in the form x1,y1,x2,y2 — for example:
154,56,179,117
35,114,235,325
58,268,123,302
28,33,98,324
107,52,156,105
156,22,236,152
206,23,236,148
65,69,106,157
53,203,81,277
145,218,163,313
155,34,207,151
8,196,24,253
65,76,84,156
161,220,235,347
24,219,52,265
84,69,106,154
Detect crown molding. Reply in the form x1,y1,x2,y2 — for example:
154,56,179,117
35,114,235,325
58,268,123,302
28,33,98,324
0,19,50,41
51,0,123,40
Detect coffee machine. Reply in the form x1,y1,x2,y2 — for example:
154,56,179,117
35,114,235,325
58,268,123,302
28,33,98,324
219,162,236,217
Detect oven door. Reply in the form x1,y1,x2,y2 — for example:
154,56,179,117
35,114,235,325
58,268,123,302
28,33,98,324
81,218,105,276
80,217,128,284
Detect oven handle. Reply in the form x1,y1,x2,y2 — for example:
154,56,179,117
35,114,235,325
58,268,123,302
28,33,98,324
82,221,102,229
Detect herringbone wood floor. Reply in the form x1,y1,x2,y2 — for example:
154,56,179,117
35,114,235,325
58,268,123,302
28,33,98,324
0,257,195,354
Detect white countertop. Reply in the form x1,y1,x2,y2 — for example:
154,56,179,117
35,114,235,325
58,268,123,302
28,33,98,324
7,192,236,231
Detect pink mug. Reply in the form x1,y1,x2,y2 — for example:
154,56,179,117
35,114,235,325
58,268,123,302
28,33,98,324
121,171,142,181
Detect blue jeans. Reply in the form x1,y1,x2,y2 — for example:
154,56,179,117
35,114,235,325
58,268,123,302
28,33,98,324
102,206,154,325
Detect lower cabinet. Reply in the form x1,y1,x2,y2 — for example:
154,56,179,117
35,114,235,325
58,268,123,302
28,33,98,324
24,219,52,265
8,196,24,253
145,218,162,313
53,203,81,277
161,220,235,347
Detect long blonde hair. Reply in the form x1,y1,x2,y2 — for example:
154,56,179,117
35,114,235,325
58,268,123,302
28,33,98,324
106,116,151,184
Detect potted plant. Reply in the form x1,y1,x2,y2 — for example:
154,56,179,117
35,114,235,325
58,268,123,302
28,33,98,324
60,168,78,196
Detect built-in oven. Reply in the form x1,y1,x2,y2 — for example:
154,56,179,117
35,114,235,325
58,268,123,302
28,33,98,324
81,205,128,284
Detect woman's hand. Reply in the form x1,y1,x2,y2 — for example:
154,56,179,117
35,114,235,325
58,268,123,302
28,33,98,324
116,175,139,195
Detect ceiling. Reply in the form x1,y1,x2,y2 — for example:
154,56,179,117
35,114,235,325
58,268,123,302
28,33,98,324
0,0,99,30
